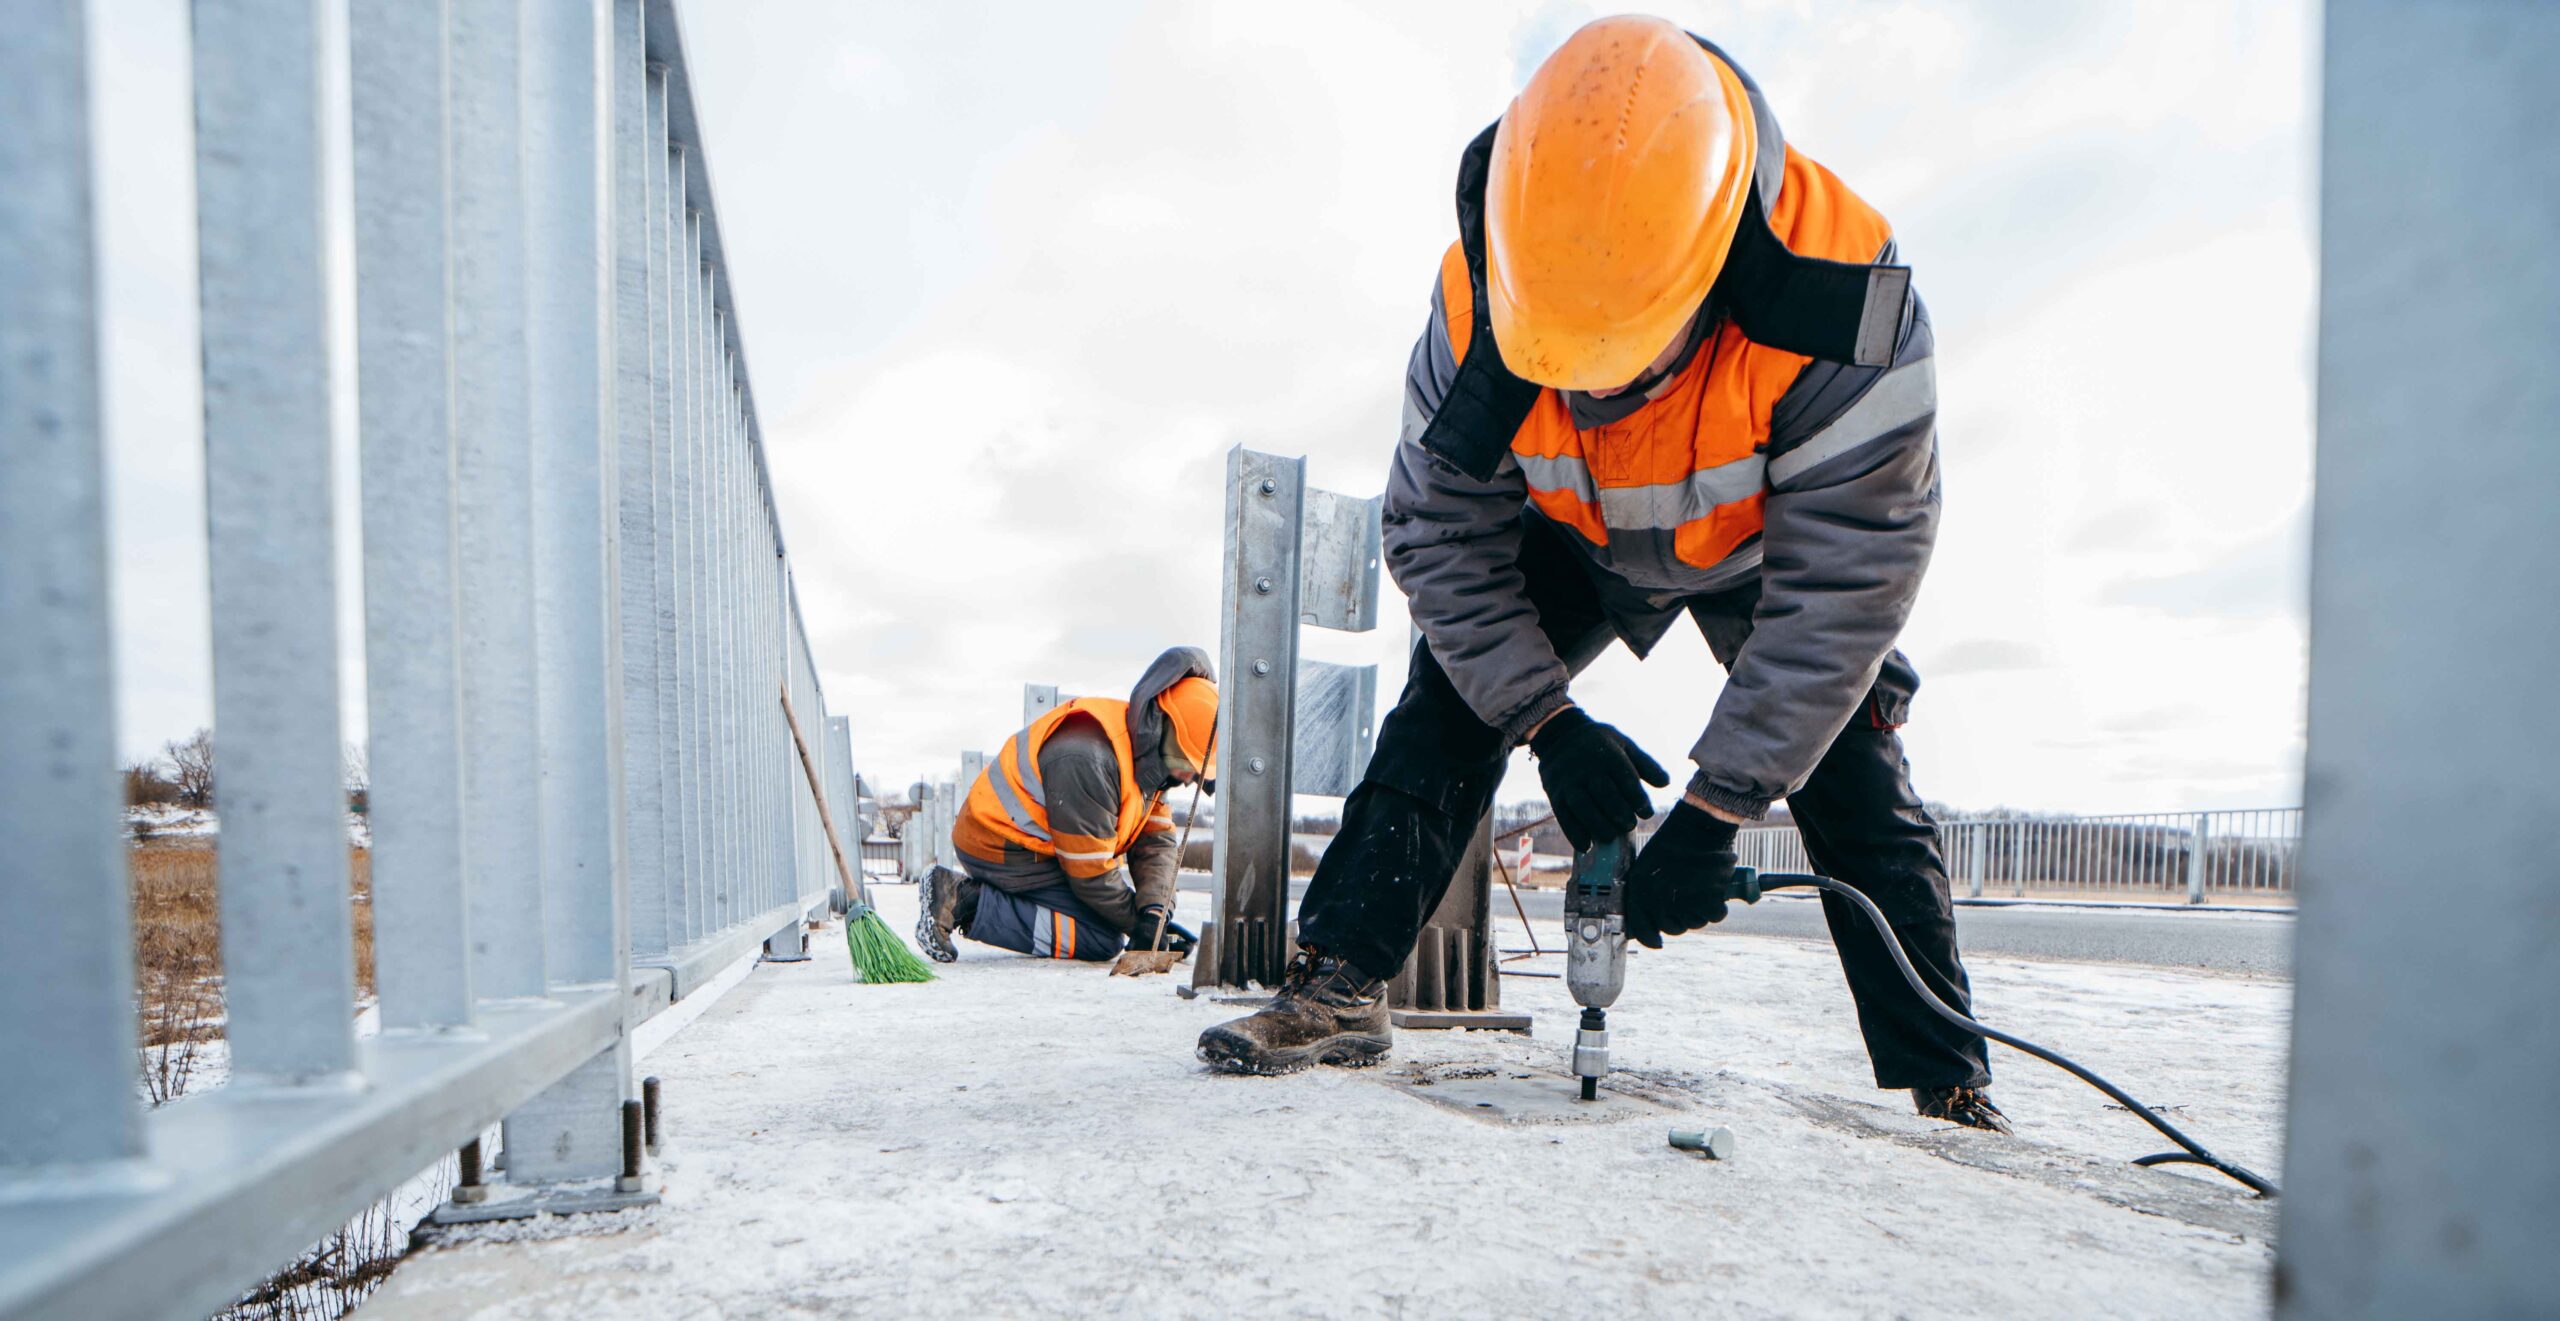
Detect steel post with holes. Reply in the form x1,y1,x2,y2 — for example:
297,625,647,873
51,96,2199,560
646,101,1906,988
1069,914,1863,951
2279,2,2560,1310
1198,449,1307,988
0,0,142,1174
1024,683,1063,729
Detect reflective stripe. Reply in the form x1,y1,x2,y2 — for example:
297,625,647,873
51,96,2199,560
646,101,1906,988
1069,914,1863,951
1768,355,1936,488
1032,911,1053,957
1055,847,1115,863
1012,733,1042,802
1516,450,1768,531
987,768,1050,842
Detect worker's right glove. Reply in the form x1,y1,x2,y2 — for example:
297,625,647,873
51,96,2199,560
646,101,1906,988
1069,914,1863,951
1529,706,1670,850
1623,801,1742,948
1128,907,1196,956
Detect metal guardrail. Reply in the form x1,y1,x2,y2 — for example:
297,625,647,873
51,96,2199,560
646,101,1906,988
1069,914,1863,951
1737,808,2303,904
0,3,860,1317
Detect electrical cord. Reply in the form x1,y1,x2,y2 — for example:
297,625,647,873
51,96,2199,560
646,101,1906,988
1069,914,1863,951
1740,868,2280,1198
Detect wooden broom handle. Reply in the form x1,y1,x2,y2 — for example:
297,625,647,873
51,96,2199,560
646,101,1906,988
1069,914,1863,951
779,683,865,906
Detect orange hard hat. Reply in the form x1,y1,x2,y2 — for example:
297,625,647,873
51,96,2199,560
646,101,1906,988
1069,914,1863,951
1157,676,1218,779
1486,17,1757,391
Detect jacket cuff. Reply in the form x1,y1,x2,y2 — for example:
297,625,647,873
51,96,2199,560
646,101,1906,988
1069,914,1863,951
1686,769,1776,822
1497,684,1574,746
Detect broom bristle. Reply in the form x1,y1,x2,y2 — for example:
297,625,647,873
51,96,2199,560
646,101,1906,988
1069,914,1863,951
844,906,936,984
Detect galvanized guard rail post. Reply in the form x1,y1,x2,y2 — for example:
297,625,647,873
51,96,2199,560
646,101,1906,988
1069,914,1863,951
1196,447,1386,991
0,2,853,1312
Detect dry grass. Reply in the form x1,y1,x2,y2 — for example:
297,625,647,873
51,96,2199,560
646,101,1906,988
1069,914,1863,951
129,841,376,1104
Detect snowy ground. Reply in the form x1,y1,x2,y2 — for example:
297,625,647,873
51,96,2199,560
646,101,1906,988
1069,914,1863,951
362,885,2287,1319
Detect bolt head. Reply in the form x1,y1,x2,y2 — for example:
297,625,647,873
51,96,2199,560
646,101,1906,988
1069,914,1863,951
1252,659,1271,675
1247,757,1267,775
1258,478,1278,496
1254,576,1275,594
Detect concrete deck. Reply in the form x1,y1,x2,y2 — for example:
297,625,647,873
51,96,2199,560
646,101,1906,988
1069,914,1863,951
361,887,2287,1318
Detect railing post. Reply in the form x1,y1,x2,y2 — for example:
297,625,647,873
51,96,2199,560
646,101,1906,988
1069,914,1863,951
2186,811,2211,906
451,0,549,999
353,0,474,1032
1967,822,1986,899
502,0,642,1194
195,0,359,1085
0,0,144,1171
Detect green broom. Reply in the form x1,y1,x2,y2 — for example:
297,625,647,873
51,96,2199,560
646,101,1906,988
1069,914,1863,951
781,686,935,984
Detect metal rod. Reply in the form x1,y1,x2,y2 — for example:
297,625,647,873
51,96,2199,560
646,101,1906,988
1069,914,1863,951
452,0,548,998
354,0,474,1033
195,0,358,1082
0,0,143,1166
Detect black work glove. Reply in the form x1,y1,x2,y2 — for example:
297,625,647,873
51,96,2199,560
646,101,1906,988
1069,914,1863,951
1128,907,1197,956
1528,706,1671,850
1624,801,1742,949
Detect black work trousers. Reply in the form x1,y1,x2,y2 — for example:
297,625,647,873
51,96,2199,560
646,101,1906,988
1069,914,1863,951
1294,520,1991,1091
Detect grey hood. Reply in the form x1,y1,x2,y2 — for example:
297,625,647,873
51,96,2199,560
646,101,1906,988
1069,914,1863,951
1126,645,1216,796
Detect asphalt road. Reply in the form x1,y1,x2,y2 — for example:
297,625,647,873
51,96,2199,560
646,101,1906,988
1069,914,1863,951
1175,875,2293,978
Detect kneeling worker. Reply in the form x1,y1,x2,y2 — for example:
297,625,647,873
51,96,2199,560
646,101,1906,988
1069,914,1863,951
917,647,1217,965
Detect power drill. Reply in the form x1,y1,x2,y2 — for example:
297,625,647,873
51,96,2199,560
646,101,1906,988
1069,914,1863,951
1564,835,1633,1101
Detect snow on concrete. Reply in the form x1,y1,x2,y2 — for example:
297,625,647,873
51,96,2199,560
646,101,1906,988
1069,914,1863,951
362,885,2287,1318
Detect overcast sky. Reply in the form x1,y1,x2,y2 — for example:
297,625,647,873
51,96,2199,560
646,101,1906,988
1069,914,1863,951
88,0,2316,816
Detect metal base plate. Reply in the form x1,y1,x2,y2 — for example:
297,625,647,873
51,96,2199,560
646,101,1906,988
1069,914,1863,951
1390,1008,1532,1033
426,1183,660,1226
1391,1065,1665,1125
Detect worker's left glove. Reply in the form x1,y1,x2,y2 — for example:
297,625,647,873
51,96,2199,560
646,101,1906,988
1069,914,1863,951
1623,801,1742,949
1128,907,1196,956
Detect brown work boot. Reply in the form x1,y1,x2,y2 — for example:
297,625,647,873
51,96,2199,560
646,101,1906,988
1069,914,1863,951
1913,1085,2011,1133
1196,948,1391,1075
915,866,965,964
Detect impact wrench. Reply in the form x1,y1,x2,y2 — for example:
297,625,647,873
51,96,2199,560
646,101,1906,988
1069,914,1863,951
1561,840,2280,1197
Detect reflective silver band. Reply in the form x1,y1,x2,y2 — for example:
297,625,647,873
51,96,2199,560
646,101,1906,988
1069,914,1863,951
1768,355,1936,488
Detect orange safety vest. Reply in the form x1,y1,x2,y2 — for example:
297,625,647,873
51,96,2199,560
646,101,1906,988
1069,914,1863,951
1434,144,1894,573
953,698,1167,879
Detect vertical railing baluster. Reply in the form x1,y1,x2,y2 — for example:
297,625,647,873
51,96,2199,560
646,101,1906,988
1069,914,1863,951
505,0,637,1186
526,0,625,991
646,74,689,951
612,0,669,962
668,172,704,945
450,0,547,998
194,0,358,1083
0,0,144,1168
353,0,474,1031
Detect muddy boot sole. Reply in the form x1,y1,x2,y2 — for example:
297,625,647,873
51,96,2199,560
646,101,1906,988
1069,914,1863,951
914,870,960,964
1195,1026,1391,1076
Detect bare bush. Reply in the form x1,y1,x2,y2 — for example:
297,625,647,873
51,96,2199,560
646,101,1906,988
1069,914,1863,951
125,760,180,807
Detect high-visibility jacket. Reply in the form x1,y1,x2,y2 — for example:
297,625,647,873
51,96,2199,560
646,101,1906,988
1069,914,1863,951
1384,35,1941,822
954,697,1174,882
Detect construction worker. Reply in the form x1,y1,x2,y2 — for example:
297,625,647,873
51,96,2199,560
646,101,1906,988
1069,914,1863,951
917,648,1217,965
1199,18,2006,1131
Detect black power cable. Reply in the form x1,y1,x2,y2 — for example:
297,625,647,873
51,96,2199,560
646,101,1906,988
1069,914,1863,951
1739,868,2279,1198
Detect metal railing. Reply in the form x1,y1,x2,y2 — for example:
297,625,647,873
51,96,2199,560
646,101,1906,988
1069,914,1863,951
1736,808,2303,904
0,3,859,1317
